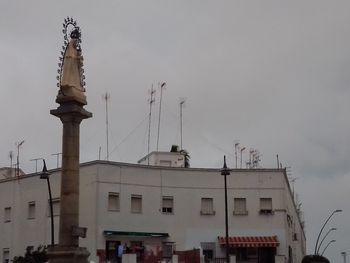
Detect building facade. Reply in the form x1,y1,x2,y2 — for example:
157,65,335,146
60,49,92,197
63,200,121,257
0,156,305,263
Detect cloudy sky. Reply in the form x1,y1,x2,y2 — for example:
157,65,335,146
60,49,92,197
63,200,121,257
1,1,349,261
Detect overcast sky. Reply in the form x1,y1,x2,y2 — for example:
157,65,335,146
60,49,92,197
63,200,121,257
1,1,349,261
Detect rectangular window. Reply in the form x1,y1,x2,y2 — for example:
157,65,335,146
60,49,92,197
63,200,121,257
260,198,273,214
233,198,247,215
3,248,9,263
162,242,175,258
48,198,60,217
108,192,120,211
131,195,142,213
201,198,215,215
4,207,11,222
28,201,36,219
162,196,174,214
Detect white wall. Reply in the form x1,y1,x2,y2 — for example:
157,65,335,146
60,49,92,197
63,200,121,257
0,161,306,263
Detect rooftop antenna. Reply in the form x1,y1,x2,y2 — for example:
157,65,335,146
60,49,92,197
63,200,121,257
16,140,25,176
103,92,110,160
156,82,166,151
9,151,13,169
234,140,240,168
240,147,246,168
30,158,44,173
147,85,156,164
179,97,186,150
51,152,62,168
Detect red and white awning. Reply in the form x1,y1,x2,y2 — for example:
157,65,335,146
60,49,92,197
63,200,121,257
218,236,279,248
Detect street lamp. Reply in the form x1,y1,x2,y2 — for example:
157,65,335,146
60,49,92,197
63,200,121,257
316,228,336,255
321,240,336,256
39,159,55,247
221,156,232,263
314,209,342,255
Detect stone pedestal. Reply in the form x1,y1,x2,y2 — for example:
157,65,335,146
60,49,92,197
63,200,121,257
50,102,92,263
48,246,90,263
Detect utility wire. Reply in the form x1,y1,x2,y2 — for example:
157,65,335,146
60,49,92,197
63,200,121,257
108,115,149,158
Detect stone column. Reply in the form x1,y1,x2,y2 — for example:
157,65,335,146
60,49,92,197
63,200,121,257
49,102,92,263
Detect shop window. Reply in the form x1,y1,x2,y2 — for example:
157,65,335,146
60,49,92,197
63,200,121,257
3,248,9,263
162,242,174,258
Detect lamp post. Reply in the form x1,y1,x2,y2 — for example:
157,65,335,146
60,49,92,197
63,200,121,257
316,228,336,255
40,159,54,247
321,240,336,256
221,156,231,263
314,209,342,255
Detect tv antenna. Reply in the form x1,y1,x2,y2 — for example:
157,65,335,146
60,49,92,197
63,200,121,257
234,140,240,168
147,85,156,164
179,97,186,150
156,82,166,151
240,146,246,168
30,158,44,173
15,140,25,176
103,92,111,160
51,152,62,168
8,151,14,169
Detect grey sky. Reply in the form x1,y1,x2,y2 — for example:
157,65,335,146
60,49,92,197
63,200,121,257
1,1,349,261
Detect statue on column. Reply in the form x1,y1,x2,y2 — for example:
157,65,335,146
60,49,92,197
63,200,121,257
56,18,87,106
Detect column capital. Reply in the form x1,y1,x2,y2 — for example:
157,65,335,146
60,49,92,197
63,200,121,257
50,102,92,123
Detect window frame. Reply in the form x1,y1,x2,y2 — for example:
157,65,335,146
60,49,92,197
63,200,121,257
233,197,248,215
108,192,120,212
27,201,36,219
131,194,142,214
162,196,174,214
4,207,11,222
259,197,273,214
200,197,215,215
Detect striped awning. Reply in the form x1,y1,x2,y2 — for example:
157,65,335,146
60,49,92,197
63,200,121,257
218,236,279,248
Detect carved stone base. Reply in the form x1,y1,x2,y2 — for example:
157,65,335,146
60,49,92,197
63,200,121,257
48,246,90,263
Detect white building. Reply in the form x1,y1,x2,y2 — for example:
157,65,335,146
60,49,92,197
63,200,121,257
0,152,305,263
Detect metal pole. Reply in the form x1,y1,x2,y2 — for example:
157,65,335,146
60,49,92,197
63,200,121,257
224,172,229,263
221,156,231,263
47,177,55,247
147,86,155,165
180,101,184,150
314,210,342,255
316,228,336,254
156,82,166,151
321,240,336,256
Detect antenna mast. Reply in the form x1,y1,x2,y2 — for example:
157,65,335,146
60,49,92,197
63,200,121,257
16,140,25,176
156,82,166,151
9,151,13,169
234,141,239,168
103,92,110,160
51,152,62,168
147,86,156,164
179,98,186,150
